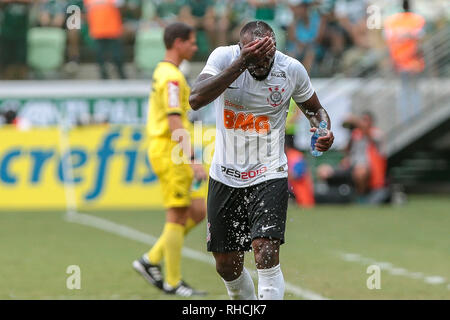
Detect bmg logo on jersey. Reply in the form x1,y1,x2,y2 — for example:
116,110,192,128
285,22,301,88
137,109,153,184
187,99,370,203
170,121,285,168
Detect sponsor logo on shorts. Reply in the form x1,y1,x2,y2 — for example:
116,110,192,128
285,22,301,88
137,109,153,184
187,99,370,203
221,166,267,180
261,225,276,232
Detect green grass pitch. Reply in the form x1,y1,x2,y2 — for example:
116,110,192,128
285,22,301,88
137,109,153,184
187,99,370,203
0,195,449,300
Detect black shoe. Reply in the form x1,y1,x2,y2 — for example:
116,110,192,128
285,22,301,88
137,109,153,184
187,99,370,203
132,257,163,290
163,280,207,297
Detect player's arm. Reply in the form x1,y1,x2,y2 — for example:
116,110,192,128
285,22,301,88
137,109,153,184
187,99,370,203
163,79,206,180
189,37,275,110
295,93,334,152
168,114,207,181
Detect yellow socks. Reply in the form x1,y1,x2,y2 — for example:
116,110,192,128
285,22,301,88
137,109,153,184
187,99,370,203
184,217,197,235
147,218,198,265
162,222,185,287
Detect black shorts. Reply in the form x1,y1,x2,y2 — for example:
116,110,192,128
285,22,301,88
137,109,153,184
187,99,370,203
206,177,289,253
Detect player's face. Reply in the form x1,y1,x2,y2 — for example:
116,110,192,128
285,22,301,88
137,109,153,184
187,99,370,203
180,32,198,61
240,34,276,81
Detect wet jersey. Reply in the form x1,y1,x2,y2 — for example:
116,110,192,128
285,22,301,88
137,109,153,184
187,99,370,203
201,45,314,187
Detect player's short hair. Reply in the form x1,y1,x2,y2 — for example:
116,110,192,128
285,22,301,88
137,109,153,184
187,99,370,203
163,22,194,49
240,21,275,42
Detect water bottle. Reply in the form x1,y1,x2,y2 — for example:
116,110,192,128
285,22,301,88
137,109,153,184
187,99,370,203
311,120,328,157
191,179,202,191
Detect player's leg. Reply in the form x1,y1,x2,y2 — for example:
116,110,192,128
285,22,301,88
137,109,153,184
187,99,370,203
252,238,285,300
207,177,256,300
185,197,206,235
134,156,195,293
213,251,256,300
352,164,370,195
149,175,207,263
249,178,289,300
185,176,208,235
161,206,189,289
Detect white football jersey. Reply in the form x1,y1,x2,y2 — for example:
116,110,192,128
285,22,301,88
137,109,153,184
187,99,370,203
201,45,314,187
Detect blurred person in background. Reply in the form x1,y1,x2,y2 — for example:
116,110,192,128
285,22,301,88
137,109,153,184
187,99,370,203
218,0,252,45
152,0,185,28
65,0,84,74
84,0,127,79
334,0,368,48
317,111,387,203
287,0,323,73
285,100,315,208
121,0,142,44
178,0,217,50
37,0,66,28
316,0,347,74
132,22,207,297
0,0,32,80
333,0,369,71
248,0,278,25
384,0,425,124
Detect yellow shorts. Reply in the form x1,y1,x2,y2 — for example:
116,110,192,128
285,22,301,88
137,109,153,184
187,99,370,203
149,149,207,209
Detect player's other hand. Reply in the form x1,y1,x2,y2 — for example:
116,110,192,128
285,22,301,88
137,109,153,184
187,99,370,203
239,36,275,68
310,128,334,152
191,163,207,181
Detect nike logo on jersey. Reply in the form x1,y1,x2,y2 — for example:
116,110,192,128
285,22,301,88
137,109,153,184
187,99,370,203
261,225,276,232
227,86,239,89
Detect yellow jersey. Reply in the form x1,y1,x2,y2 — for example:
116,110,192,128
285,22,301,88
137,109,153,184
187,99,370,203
147,61,192,157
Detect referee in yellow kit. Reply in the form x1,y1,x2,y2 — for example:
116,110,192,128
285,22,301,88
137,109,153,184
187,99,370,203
133,22,207,297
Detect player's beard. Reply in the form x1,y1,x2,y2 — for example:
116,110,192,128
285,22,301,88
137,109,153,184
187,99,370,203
248,59,274,81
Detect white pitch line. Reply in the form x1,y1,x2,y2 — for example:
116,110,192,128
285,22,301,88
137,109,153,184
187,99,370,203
66,212,329,300
339,252,448,287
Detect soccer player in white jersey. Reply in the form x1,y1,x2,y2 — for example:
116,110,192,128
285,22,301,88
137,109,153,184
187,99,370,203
189,21,334,300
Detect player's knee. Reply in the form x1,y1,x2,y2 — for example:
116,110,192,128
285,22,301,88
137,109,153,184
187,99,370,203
214,254,243,281
252,238,280,269
190,200,206,223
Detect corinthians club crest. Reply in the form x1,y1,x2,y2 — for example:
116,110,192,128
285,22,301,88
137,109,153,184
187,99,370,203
267,87,285,107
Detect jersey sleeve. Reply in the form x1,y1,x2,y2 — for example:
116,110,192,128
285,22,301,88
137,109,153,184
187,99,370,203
161,78,183,115
291,60,315,103
200,46,231,76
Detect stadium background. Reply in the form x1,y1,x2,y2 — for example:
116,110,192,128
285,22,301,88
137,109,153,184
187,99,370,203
0,0,449,300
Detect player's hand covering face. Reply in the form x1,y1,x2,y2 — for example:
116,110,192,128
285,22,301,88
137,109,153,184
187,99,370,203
239,35,276,81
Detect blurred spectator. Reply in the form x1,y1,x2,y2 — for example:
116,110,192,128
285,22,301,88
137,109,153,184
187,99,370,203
178,0,217,49
316,0,346,74
152,0,185,28
248,0,278,24
122,0,142,43
0,0,33,80
38,0,66,28
317,112,387,203
334,0,370,72
334,0,369,48
83,0,127,79
384,0,425,123
218,0,252,45
287,0,323,73
65,0,84,74
285,100,315,208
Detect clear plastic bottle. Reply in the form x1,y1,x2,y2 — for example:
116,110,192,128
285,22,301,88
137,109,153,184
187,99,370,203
311,120,328,157
191,179,202,191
